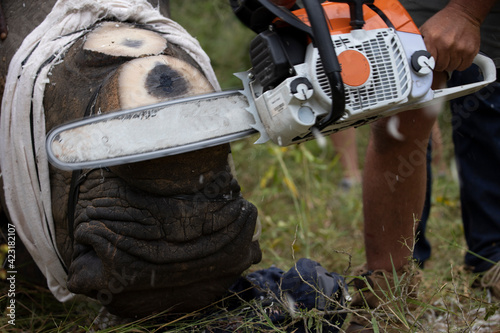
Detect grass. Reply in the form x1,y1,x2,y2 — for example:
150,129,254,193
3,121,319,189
2,116,498,332
1,1,499,332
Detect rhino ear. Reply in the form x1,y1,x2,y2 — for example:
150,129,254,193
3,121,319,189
83,22,167,58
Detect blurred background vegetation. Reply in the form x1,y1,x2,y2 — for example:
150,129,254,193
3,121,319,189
170,1,255,90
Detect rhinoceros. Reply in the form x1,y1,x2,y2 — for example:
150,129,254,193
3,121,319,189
0,0,261,318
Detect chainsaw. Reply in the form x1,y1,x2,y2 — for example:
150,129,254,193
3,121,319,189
46,0,497,170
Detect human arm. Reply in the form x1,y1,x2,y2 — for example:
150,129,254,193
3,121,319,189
419,0,498,72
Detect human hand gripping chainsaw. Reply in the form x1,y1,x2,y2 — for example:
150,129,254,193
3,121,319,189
46,0,497,170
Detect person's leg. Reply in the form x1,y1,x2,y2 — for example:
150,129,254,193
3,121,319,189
450,66,500,273
362,74,445,271
347,90,441,332
363,109,437,271
430,123,447,176
330,127,362,188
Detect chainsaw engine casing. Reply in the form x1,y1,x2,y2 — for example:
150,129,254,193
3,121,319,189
245,0,435,146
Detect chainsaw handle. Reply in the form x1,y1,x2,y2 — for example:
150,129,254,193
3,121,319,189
230,0,311,34
329,0,374,29
433,53,497,101
303,0,346,129
257,0,312,34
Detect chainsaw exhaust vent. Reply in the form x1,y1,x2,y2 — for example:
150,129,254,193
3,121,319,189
313,29,411,115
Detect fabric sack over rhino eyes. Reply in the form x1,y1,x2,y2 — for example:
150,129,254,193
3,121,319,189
223,258,347,332
0,0,219,302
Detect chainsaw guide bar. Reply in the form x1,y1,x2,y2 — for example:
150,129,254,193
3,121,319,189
47,90,258,170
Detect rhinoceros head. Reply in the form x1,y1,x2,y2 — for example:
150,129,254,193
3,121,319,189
1,8,261,318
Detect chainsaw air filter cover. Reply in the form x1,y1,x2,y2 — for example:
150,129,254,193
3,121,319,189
309,28,412,117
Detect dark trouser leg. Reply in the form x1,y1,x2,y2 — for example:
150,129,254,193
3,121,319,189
450,66,500,273
413,139,433,267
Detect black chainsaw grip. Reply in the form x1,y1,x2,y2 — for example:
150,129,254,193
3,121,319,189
230,0,305,33
303,0,345,129
230,0,276,33
330,0,374,29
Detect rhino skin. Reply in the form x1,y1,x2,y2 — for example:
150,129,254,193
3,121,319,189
0,0,262,318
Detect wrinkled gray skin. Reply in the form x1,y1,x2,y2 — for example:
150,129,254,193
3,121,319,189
0,0,261,318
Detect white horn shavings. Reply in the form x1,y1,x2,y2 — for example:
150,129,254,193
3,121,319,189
386,115,405,141
423,99,445,118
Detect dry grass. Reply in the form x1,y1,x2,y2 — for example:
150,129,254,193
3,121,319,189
2,118,498,332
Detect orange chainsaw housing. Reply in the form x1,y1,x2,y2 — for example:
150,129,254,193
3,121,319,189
276,0,420,35
270,1,421,88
